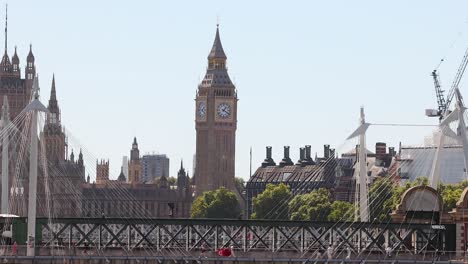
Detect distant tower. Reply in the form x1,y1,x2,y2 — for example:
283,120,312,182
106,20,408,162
43,75,66,163
0,6,35,120
194,25,238,195
0,5,12,77
96,159,109,184
25,45,35,91
117,166,126,182
177,160,190,194
128,137,142,183
11,47,19,77
78,149,84,167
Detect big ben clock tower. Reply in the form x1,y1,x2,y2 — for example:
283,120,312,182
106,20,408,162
195,25,237,195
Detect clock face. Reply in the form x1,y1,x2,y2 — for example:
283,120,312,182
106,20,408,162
198,102,206,118
217,103,231,119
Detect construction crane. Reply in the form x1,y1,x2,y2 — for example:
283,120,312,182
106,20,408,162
426,47,468,119
427,70,446,117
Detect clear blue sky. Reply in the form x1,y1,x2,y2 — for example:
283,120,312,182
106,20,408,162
7,0,468,180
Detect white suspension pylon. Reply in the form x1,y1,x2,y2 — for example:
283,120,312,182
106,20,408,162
455,89,468,179
429,88,468,188
1,95,9,214
347,107,370,222
25,75,48,257
429,130,446,189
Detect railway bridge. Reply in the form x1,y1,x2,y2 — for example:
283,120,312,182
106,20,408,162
0,217,464,263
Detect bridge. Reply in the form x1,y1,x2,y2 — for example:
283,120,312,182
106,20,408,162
0,217,464,263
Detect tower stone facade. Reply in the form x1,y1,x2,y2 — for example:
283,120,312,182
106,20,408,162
194,25,237,195
0,45,35,122
36,75,86,217
96,160,109,184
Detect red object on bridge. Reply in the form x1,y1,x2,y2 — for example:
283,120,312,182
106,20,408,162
217,248,232,257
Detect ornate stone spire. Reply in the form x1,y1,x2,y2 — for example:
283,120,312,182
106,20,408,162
2,4,7,58
50,74,57,101
0,4,9,69
12,46,18,64
27,44,34,62
199,25,233,88
78,149,84,166
208,24,227,60
46,74,60,126
117,167,126,182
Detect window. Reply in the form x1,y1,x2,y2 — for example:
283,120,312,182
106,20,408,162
50,113,57,124
283,173,291,181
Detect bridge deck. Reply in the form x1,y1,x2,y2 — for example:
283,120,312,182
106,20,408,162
0,255,465,264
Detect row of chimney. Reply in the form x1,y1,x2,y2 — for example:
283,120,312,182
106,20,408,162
261,145,334,168
260,142,397,169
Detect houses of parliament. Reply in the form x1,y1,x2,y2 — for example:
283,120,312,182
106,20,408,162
0,18,239,218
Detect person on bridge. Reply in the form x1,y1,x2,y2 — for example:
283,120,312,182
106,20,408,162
230,246,235,257
326,246,333,259
385,245,392,257
71,242,76,256
315,250,323,260
345,246,351,259
11,241,17,256
200,243,208,258
217,247,232,257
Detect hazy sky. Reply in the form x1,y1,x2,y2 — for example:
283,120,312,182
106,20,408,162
7,0,468,180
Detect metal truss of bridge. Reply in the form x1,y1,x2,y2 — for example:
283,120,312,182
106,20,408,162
8,218,453,256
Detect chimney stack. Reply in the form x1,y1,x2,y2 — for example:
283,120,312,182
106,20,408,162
297,147,305,165
279,146,293,167
375,142,387,160
261,146,276,167
301,145,316,165
305,145,312,161
329,148,335,158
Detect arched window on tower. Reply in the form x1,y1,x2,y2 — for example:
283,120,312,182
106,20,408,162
49,113,57,124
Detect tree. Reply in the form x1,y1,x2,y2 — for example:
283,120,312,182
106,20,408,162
252,183,291,220
191,187,241,219
153,176,177,185
441,185,463,210
369,177,395,222
288,188,332,221
328,201,354,222
414,176,429,186
168,176,177,185
235,177,245,192
439,180,468,210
